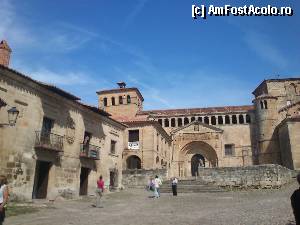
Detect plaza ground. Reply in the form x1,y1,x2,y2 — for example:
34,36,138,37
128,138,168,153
6,181,298,225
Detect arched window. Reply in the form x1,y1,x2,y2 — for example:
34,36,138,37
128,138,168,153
127,95,131,104
178,118,183,127
184,117,189,125
158,119,162,126
127,155,141,169
211,116,216,125
264,100,268,109
156,156,159,164
103,97,107,106
171,118,176,127
191,117,195,122
260,101,264,109
218,116,223,125
198,117,203,122
246,114,251,123
204,116,209,124
164,118,169,127
119,96,123,104
225,115,230,124
232,115,237,124
111,97,115,106
239,114,244,124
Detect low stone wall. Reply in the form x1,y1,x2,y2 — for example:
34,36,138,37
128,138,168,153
198,164,297,188
122,169,167,188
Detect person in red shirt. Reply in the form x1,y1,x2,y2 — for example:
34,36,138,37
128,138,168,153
96,175,104,208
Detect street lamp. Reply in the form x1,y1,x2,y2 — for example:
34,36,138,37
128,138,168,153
0,106,19,127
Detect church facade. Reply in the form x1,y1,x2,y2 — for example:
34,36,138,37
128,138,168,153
98,78,300,177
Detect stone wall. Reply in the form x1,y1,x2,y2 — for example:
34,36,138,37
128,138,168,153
122,169,167,188
197,164,296,188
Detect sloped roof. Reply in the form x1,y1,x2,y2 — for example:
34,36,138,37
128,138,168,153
171,120,223,135
138,105,254,116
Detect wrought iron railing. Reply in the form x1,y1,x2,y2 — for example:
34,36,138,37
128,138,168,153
80,143,100,160
35,131,64,152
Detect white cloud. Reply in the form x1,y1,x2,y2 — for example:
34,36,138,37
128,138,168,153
244,31,288,68
123,0,149,29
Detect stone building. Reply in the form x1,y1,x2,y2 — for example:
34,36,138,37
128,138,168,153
0,39,299,200
98,79,300,177
0,41,126,200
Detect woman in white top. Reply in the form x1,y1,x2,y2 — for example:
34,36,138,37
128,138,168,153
0,175,8,225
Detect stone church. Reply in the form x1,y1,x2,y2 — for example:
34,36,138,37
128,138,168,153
0,39,299,199
98,79,300,177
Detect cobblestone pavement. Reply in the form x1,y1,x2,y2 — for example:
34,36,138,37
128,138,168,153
6,181,298,225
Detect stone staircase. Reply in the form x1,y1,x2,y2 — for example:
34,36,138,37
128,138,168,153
160,178,225,193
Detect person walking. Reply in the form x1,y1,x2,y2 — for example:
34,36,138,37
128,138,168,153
95,175,104,208
171,177,178,196
0,175,8,225
154,175,162,198
291,173,300,225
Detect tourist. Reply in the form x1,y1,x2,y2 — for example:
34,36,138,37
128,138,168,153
291,173,300,225
171,177,178,196
154,175,162,198
0,175,8,225
96,175,104,208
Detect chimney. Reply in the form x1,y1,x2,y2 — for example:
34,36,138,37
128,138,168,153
0,40,12,67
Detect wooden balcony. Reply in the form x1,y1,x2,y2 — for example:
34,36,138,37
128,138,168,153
80,143,100,160
35,131,64,152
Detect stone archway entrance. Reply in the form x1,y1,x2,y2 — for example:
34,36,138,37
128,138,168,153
191,154,205,176
126,155,141,169
178,141,218,177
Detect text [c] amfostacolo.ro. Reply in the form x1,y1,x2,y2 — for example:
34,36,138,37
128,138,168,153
192,4,294,20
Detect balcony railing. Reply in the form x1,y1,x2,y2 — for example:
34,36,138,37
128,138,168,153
80,143,100,160
35,131,64,152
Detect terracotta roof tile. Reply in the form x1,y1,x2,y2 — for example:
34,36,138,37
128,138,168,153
138,105,254,116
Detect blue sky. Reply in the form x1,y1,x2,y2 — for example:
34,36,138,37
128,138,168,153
0,0,299,110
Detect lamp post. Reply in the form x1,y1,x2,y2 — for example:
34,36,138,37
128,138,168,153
0,106,19,127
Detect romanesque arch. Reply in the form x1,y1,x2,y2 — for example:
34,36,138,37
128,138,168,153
179,141,218,177
126,155,141,169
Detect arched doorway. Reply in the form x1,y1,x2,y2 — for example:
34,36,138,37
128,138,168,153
191,154,205,176
126,155,141,169
178,141,218,177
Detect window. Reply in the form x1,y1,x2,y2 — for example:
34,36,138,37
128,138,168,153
111,97,115,106
103,97,107,106
246,114,251,123
129,130,139,142
225,115,230,124
218,116,223,125
127,95,131,104
178,118,183,127
204,116,209,124
260,101,264,109
194,125,199,131
171,118,176,127
211,116,216,125
158,119,162,126
41,117,54,134
225,144,235,156
198,117,202,122
239,115,244,124
264,100,268,109
232,115,237,124
184,117,189,125
191,117,195,122
119,96,123,104
110,140,116,154
164,118,169,127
